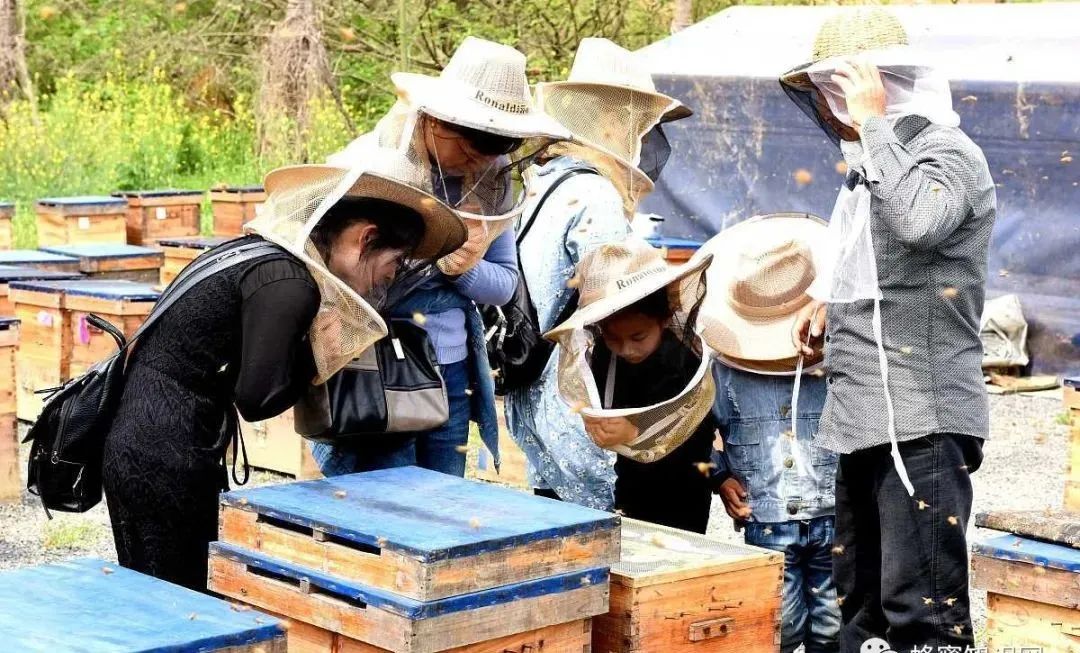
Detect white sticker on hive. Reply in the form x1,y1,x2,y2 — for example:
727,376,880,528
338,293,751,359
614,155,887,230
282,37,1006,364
156,207,167,220
77,217,90,230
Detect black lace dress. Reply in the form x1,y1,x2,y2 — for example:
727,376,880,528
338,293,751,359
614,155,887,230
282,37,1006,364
102,236,320,591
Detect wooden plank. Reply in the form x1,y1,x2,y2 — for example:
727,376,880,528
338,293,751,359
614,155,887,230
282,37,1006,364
609,519,783,589
973,534,1080,574
972,553,1080,609
212,191,266,237
0,558,287,652
0,251,81,272
986,593,1080,653
219,467,620,601
36,212,127,246
0,320,18,416
13,289,70,421
36,196,128,216
208,549,608,653
0,218,11,251
976,510,1080,547
1064,385,1080,413
0,413,18,502
240,410,320,479
468,405,528,490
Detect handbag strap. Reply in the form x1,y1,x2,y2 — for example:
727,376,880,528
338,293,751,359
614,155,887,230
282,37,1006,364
125,241,283,350
516,166,598,245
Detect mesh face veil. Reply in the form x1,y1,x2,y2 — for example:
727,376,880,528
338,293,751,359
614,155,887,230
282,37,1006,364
547,239,716,463
248,150,465,385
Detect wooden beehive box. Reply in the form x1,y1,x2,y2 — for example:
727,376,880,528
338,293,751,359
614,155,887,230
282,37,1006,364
0,201,13,250
10,280,72,421
972,532,1080,653
0,265,83,315
260,606,593,653
114,189,204,245
159,236,229,287
0,558,287,652
40,244,164,283
593,519,783,653
1065,378,1080,511
0,317,19,502
0,249,81,273
211,186,266,237
646,237,703,264
216,466,620,602
239,409,321,479
35,195,128,246
209,541,607,653
60,280,159,378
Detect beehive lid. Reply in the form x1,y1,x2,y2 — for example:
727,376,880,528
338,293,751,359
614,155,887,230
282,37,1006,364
215,185,264,194
9,279,160,301
36,195,127,209
0,558,284,652
221,466,619,562
646,236,703,252
0,316,18,330
0,201,12,216
611,519,782,587
112,188,203,199
210,541,607,620
40,244,165,264
973,533,1080,574
158,236,230,250
0,265,83,284
0,250,79,266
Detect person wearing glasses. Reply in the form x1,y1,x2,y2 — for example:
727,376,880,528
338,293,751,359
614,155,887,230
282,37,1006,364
315,37,568,477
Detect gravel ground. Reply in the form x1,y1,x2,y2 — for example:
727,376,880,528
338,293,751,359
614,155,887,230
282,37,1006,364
0,394,1071,646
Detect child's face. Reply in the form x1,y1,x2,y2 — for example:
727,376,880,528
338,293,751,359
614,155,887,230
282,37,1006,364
598,311,666,365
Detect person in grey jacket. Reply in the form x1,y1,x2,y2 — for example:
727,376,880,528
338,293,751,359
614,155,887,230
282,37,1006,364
782,8,996,652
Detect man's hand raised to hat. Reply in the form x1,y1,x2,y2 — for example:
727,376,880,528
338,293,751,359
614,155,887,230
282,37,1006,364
792,300,827,357
831,57,886,134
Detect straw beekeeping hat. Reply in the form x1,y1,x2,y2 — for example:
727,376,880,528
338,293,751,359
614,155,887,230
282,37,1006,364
391,36,570,141
781,7,910,90
695,213,827,371
535,38,692,216
249,149,466,384
546,238,716,464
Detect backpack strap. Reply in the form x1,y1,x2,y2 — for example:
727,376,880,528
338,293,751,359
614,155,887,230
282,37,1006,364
516,166,599,245
125,241,284,350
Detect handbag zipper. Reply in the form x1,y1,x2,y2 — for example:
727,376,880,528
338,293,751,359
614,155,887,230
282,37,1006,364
50,377,80,465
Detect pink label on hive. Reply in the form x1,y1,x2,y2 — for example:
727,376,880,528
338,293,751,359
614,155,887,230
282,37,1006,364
37,311,53,327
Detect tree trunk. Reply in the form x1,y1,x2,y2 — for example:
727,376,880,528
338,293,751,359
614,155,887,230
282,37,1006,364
670,0,693,34
0,0,36,112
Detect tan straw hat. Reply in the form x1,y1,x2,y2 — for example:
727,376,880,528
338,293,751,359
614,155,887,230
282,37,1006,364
696,213,827,370
547,236,712,339
264,159,466,261
781,7,910,89
391,36,570,141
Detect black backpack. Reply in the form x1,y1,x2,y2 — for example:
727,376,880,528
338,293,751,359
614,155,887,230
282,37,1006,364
482,167,597,396
24,241,281,515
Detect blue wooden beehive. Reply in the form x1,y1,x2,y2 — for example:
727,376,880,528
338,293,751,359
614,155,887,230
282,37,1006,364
39,243,164,283
0,558,286,652
211,466,618,652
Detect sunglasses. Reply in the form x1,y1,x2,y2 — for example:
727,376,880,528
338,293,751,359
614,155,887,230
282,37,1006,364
437,120,525,157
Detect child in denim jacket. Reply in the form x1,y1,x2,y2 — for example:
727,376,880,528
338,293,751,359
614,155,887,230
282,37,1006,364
712,364,840,653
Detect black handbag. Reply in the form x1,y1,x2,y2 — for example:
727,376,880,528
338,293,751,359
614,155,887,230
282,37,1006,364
482,166,597,395
23,241,281,515
303,318,449,443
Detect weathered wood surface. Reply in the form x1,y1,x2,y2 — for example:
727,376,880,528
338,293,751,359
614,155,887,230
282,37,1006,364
117,189,203,245
0,204,12,250
212,186,266,237
40,244,164,281
0,558,287,652
238,409,321,479
973,533,1080,573
0,265,83,314
986,593,1080,653
971,533,1080,611
160,236,229,286
0,317,19,500
208,544,609,653
976,510,1080,547
0,249,81,272
36,196,128,246
219,466,620,601
11,284,69,421
594,519,782,653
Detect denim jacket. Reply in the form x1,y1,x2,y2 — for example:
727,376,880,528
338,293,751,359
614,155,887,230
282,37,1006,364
712,365,835,523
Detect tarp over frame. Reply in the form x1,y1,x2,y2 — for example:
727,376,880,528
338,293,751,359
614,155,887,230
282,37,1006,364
637,4,1080,374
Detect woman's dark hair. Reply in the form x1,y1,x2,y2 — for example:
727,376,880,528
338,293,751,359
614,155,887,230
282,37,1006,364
310,197,425,260
441,120,525,156
609,287,677,323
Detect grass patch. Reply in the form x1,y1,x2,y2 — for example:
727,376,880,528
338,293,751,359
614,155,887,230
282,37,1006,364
43,518,104,550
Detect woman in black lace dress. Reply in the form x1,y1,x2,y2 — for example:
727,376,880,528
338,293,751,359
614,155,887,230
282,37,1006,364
102,169,465,591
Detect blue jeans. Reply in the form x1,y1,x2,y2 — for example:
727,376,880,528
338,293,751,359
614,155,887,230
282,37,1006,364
311,360,472,477
744,516,841,653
